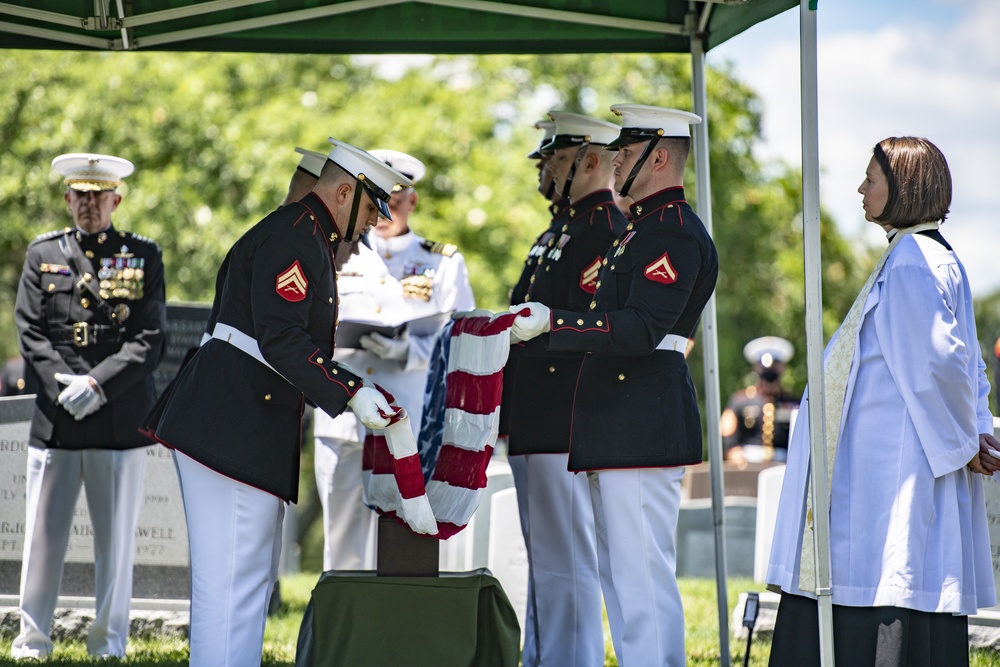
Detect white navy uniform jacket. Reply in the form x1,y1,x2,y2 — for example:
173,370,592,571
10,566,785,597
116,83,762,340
316,234,474,441
767,231,996,615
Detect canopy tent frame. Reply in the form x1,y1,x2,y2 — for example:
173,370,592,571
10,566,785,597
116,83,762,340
0,1,832,663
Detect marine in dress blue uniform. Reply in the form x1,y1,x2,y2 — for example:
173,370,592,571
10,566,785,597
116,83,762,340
512,105,720,667
499,118,565,667
721,336,799,464
12,153,165,659
501,120,566,441
507,111,626,667
142,139,411,667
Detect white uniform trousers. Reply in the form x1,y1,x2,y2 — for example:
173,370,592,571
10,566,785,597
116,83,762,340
511,453,604,667
588,467,686,667
314,435,377,571
507,454,538,667
13,446,148,659
174,451,284,667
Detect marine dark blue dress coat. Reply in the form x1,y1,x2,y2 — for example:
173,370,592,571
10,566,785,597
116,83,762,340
144,193,363,502
543,187,719,471
507,189,627,455
499,202,569,437
15,226,166,450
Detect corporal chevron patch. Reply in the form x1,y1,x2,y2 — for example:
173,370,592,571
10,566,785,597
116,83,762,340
644,252,679,285
579,256,602,294
276,260,308,302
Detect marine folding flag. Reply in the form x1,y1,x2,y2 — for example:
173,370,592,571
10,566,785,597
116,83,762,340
363,310,521,538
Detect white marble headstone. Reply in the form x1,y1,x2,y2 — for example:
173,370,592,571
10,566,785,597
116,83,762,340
487,486,528,636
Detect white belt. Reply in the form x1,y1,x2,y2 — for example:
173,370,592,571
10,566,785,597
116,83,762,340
656,334,688,353
211,323,281,376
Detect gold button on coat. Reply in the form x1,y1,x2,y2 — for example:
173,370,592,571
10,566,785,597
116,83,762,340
264,394,272,401
316,358,323,364
618,374,625,381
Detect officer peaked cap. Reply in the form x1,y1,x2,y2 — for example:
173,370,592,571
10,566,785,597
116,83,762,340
327,139,413,220
542,111,621,153
604,104,701,150
528,119,556,159
743,336,795,367
53,153,134,191
294,147,328,179
368,149,426,185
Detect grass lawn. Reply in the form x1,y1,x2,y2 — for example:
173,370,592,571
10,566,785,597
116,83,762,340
1,574,998,666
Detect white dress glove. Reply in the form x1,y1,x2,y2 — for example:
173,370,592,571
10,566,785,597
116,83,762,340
509,302,551,341
347,385,393,430
54,373,106,421
359,330,409,361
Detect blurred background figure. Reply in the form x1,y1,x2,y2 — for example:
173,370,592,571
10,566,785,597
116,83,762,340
721,336,799,465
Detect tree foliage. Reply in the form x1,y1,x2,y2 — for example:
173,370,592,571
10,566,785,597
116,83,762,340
0,49,874,405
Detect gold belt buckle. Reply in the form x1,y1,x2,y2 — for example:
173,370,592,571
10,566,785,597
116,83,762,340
72,322,88,347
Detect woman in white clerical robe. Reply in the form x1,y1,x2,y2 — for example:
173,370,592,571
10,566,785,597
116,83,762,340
766,136,1000,667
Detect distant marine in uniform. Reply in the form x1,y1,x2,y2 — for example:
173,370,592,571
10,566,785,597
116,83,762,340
721,336,800,464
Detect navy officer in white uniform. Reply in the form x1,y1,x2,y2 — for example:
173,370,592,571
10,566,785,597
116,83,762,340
143,139,412,667
365,149,475,363
313,149,475,570
511,105,719,667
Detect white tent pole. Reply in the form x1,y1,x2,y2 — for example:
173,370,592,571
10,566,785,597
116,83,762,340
799,1,835,665
691,32,731,667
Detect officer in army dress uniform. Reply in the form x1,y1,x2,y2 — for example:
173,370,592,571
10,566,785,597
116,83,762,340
721,336,799,464
142,138,411,667
12,153,165,659
512,105,719,667
506,111,627,667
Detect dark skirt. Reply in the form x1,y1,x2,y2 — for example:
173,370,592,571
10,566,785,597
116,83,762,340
768,592,969,667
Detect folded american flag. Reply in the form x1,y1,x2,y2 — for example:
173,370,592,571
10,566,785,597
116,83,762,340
362,310,519,538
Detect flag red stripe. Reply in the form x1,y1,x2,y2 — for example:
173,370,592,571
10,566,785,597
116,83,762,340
445,369,504,415
451,312,521,338
430,444,494,489
394,454,425,499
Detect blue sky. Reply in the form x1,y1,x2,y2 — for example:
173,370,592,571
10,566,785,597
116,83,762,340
708,0,1000,296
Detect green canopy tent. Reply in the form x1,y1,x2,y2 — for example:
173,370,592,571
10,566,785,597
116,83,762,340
0,2,835,664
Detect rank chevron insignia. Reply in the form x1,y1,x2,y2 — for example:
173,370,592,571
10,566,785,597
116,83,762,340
579,256,602,294
275,260,309,302
644,252,679,285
